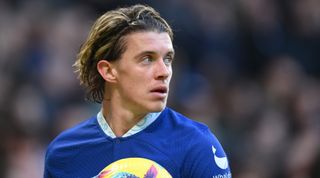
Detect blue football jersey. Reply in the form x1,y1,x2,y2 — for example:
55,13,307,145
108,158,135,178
44,107,232,178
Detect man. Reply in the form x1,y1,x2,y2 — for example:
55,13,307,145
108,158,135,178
44,4,231,178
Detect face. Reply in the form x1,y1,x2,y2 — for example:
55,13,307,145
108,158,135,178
111,31,174,114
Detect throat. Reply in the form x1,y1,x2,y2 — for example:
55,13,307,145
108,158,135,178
105,113,146,137
97,110,161,138
110,122,136,137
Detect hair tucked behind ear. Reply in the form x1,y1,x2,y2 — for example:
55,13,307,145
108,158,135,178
73,4,173,103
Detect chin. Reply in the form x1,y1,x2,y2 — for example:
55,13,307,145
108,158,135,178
146,102,166,113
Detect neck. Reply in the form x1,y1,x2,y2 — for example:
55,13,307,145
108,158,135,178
101,100,147,137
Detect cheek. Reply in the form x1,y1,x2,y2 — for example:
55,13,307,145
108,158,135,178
120,73,147,92
120,79,147,102
167,68,173,81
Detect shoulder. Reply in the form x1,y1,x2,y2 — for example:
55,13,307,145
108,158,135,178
48,116,99,147
164,108,232,176
160,107,223,150
163,107,213,139
45,116,101,164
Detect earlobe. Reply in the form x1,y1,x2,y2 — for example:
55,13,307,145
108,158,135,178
97,60,117,83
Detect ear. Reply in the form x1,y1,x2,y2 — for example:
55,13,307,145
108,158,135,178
97,60,117,83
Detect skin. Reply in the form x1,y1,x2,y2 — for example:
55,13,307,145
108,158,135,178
97,31,174,137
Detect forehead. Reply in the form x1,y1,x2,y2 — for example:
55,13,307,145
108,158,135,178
123,31,173,55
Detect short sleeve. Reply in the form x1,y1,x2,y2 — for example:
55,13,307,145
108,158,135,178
44,149,52,178
181,128,232,178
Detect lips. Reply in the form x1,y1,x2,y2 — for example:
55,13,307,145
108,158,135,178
150,86,168,94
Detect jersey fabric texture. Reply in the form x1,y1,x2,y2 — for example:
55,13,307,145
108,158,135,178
44,107,232,178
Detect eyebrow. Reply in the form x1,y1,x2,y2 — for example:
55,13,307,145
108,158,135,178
134,50,175,59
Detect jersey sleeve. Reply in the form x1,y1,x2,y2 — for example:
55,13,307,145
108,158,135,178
44,147,53,178
43,166,52,178
181,127,232,178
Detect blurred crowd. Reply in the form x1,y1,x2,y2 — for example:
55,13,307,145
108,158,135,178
0,0,320,177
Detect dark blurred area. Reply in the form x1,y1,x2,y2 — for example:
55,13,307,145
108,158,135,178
1,0,320,177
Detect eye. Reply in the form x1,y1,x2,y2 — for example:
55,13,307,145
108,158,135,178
164,55,173,65
141,55,153,64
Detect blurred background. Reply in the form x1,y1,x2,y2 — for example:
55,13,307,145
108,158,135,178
1,0,320,177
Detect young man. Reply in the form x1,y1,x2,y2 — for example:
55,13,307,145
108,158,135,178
44,4,232,178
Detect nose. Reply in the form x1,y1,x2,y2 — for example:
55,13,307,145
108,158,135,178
155,59,171,80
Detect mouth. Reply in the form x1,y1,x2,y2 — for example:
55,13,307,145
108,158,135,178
150,86,168,97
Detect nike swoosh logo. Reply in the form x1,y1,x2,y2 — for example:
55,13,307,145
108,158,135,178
212,145,228,170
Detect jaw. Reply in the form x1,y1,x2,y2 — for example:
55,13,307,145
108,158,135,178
139,97,168,113
149,101,167,112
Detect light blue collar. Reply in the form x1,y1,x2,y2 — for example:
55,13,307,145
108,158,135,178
97,110,161,138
